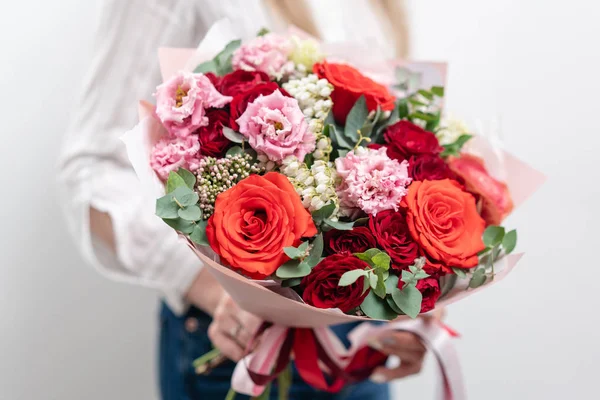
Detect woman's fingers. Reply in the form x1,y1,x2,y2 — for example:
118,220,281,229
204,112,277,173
371,332,426,354
370,360,424,383
207,322,245,362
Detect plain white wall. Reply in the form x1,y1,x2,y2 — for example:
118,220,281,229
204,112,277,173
1,1,599,399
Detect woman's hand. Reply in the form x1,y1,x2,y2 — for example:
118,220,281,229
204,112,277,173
369,308,446,383
207,292,263,362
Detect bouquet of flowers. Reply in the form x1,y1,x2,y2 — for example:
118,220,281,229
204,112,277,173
123,20,544,399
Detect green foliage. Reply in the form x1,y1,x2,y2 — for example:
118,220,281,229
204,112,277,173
360,291,397,320
275,260,311,279
166,171,188,193
226,146,244,157
257,27,270,36
344,96,368,143
304,234,323,267
339,269,368,286
502,230,517,254
354,249,390,270
283,241,309,259
385,274,400,294
311,203,336,224
431,86,445,97
223,127,245,143
193,39,241,76
164,218,195,234
324,123,353,151
440,134,473,157
323,219,354,231
483,225,506,248
468,268,487,288
176,168,196,189
451,267,467,279
190,220,209,245
178,205,202,221
391,285,422,318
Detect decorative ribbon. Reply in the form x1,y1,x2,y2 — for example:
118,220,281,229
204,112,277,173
231,319,466,399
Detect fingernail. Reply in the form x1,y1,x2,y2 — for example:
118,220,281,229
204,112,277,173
370,373,388,383
380,337,397,346
368,339,382,350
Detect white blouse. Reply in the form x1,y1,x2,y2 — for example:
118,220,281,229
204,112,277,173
57,0,397,314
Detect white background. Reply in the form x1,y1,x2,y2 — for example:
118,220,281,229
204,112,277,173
1,0,599,399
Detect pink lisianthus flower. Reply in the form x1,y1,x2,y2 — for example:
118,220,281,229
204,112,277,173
236,90,315,162
150,135,201,180
154,71,232,138
335,147,412,216
232,33,294,78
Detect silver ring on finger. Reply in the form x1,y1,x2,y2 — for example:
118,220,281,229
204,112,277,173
230,323,243,339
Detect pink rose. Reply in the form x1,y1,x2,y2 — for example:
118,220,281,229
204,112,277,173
154,71,232,138
335,147,412,217
236,90,315,162
150,135,201,180
232,33,293,78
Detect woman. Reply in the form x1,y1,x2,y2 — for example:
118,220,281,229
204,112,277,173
58,0,430,398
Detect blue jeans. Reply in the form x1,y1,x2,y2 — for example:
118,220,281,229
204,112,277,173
159,302,390,400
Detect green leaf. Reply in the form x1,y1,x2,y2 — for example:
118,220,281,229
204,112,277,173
417,89,434,101
359,291,397,320
451,267,467,279
431,86,445,97
276,260,311,279
414,270,429,280
440,273,458,297
441,134,473,157
344,96,368,143
194,59,218,74
173,187,199,207
257,27,270,36
339,269,368,286
385,274,400,295
425,111,441,132
324,219,354,230
164,217,194,234
178,205,202,221
166,171,188,193
190,220,209,245
325,124,353,150
391,285,422,319
483,225,505,247
397,98,409,120
213,39,242,75
469,268,487,289
156,194,180,219
223,127,245,143
281,277,303,287
374,270,387,299
283,246,304,259
386,296,404,314
311,203,336,223
305,234,323,267
369,273,379,290
371,252,391,270
226,146,244,157
410,111,437,122
176,168,196,189
502,230,517,254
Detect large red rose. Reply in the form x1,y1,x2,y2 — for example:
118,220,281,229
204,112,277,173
324,227,377,255
399,277,441,313
408,154,455,181
196,109,232,157
217,70,271,97
369,210,420,270
383,121,443,161
206,172,317,278
301,254,370,312
313,61,395,125
229,83,291,130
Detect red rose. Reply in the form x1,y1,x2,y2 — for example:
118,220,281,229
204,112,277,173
324,227,377,255
217,70,271,97
313,61,395,125
301,254,370,312
399,277,441,313
229,83,291,130
369,210,421,270
383,121,443,161
408,154,455,181
196,109,231,157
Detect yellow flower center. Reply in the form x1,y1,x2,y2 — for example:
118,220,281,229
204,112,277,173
175,86,188,108
273,121,284,130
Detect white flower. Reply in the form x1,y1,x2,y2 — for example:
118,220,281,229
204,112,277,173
437,114,470,145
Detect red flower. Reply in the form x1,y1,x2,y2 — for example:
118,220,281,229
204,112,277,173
196,109,232,157
399,277,441,313
313,61,395,125
301,254,370,312
324,227,377,255
229,83,290,130
369,210,420,270
408,154,455,181
217,70,270,97
383,121,443,161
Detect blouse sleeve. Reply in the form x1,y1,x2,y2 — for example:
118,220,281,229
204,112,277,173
57,0,211,314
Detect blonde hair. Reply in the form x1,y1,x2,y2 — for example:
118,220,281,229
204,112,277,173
264,0,410,58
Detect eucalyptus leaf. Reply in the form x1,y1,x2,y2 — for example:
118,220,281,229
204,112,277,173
469,268,487,289
386,296,404,314
325,124,353,150
369,273,379,290
311,203,336,223
276,260,311,279
176,168,196,189
283,246,304,259
178,205,202,221
324,219,354,230
371,252,391,270
194,59,218,74
166,171,188,193
385,274,400,294
391,286,422,319
365,249,381,258
503,230,517,254
176,189,199,207
226,146,244,157
156,194,180,219
414,270,429,280
482,225,505,247
451,267,468,279
305,234,323,267
281,277,303,287
339,269,368,286
360,291,397,320
164,217,195,234
190,220,209,245
223,127,245,143
344,96,368,142
374,271,387,299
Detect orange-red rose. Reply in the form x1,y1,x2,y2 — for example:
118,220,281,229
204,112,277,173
206,172,317,278
401,179,485,271
313,61,395,125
